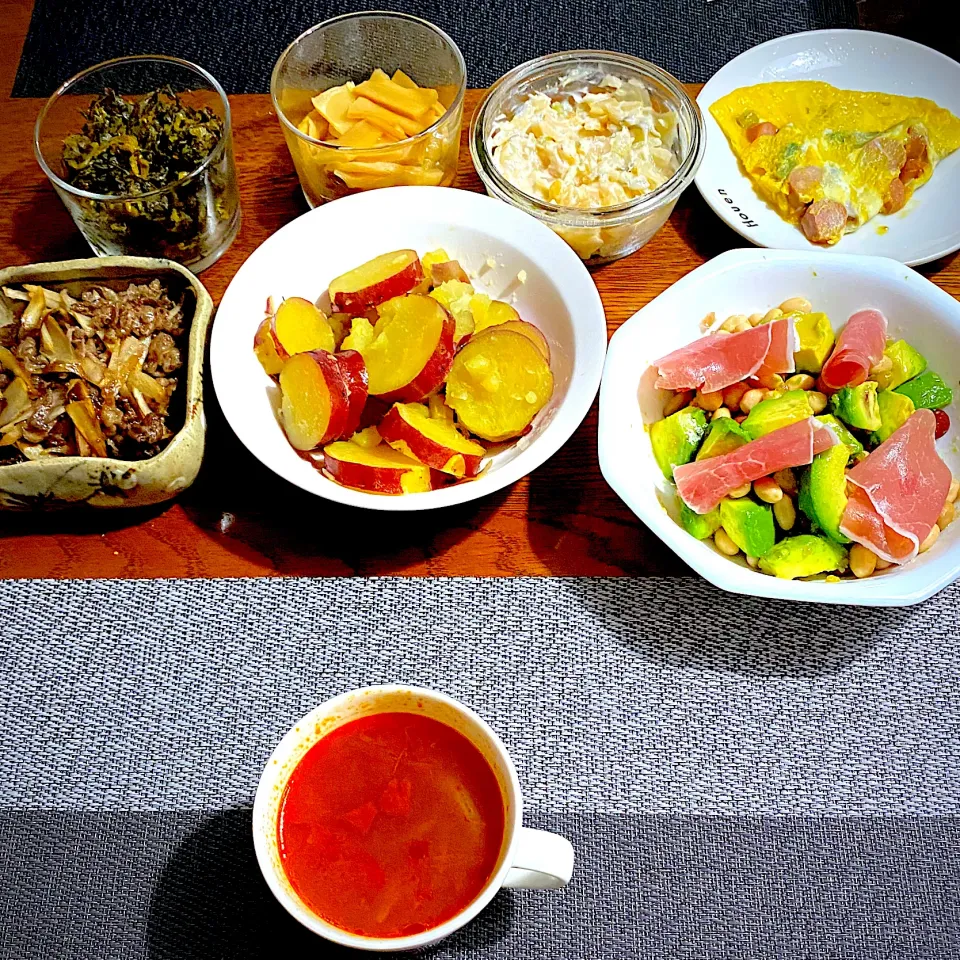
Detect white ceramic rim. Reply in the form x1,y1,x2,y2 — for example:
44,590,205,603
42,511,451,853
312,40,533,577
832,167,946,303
210,186,607,511
252,684,523,951
694,28,960,266
598,246,960,607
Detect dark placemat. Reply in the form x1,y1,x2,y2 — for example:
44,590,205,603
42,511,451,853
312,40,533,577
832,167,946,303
11,0,859,96
1,576,959,958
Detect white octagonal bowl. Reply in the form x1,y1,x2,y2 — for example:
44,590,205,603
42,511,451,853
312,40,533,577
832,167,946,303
211,187,606,511
598,248,960,606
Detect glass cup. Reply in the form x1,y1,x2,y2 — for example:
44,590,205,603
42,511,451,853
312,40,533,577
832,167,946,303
470,51,705,266
34,56,241,273
271,12,466,208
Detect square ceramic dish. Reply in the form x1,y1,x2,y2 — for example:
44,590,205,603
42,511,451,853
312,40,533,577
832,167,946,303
598,248,960,606
210,187,607,511
0,257,212,509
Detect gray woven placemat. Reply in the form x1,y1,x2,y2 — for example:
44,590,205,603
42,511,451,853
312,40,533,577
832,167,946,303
1,576,959,959
11,0,859,96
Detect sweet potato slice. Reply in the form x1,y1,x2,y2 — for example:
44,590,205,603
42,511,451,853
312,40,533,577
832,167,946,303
336,348,369,438
474,319,550,362
379,402,485,478
328,250,424,313
472,299,521,334
255,298,335,377
426,392,455,424
253,316,285,377
322,440,436,494
357,295,455,401
278,351,349,450
445,329,554,441
430,260,470,284
274,298,335,355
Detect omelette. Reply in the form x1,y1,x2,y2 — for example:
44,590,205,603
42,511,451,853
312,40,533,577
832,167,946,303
710,81,960,245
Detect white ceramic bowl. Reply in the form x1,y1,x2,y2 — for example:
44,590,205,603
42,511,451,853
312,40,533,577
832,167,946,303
598,248,960,606
696,29,960,266
211,187,606,511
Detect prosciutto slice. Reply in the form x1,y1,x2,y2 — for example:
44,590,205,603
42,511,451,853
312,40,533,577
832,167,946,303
675,417,837,514
753,316,797,382
654,324,772,394
839,409,951,563
819,308,888,392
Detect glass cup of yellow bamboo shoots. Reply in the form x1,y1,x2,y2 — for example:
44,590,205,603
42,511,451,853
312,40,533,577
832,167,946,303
271,12,467,207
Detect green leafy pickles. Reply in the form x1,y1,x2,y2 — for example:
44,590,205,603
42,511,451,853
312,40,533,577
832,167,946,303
60,87,239,268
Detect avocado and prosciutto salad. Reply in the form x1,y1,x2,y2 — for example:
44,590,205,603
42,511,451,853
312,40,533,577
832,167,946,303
648,299,958,580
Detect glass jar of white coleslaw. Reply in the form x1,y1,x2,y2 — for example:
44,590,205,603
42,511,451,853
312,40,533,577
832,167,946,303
470,51,704,265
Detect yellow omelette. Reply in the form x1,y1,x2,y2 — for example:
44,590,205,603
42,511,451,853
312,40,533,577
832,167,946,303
710,81,960,245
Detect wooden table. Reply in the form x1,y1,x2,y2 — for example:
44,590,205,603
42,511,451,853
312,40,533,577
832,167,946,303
2,41,959,579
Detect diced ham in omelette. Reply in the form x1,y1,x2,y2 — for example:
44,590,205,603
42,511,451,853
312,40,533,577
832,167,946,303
839,409,951,563
653,323,772,394
675,417,837,514
819,308,888,392
752,316,797,383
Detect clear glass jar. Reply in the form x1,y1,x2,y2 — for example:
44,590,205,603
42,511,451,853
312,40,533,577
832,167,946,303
470,51,705,266
34,55,241,274
271,12,466,208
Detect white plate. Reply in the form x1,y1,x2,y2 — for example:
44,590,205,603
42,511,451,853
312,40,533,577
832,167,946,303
211,187,606,511
598,248,960,606
695,29,960,266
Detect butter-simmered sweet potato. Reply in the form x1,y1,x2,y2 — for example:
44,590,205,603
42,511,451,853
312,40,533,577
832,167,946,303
472,298,521,334
254,297,336,378
353,295,455,401
279,351,350,450
322,440,438,494
275,298,336,355
475,319,550,362
253,316,284,377
335,349,369,438
445,328,554,441
426,392,456,423
429,280,475,341
379,402,485,478
430,260,470,284
328,250,424,313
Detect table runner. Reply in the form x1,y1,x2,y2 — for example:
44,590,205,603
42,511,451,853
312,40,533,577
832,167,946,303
1,576,958,958
12,0,859,96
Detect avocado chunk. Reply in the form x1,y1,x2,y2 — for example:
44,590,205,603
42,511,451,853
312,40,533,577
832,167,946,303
870,390,915,445
650,407,708,480
815,414,864,458
741,390,814,441
874,339,926,390
680,502,721,540
830,381,881,431
696,418,749,461
719,498,775,557
894,371,954,410
793,312,835,373
759,535,849,579
797,445,851,543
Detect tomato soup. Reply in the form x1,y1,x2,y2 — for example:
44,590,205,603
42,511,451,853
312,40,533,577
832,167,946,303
277,711,506,938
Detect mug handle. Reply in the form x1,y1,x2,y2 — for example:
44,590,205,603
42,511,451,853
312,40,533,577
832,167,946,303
502,827,575,890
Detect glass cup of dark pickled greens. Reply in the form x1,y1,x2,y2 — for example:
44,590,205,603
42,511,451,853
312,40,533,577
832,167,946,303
34,55,241,273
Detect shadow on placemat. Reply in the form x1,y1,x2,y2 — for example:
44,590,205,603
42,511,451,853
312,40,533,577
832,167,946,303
0,806,951,959
146,809,517,959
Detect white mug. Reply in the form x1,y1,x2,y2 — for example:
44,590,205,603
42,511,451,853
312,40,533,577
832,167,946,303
252,685,574,951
